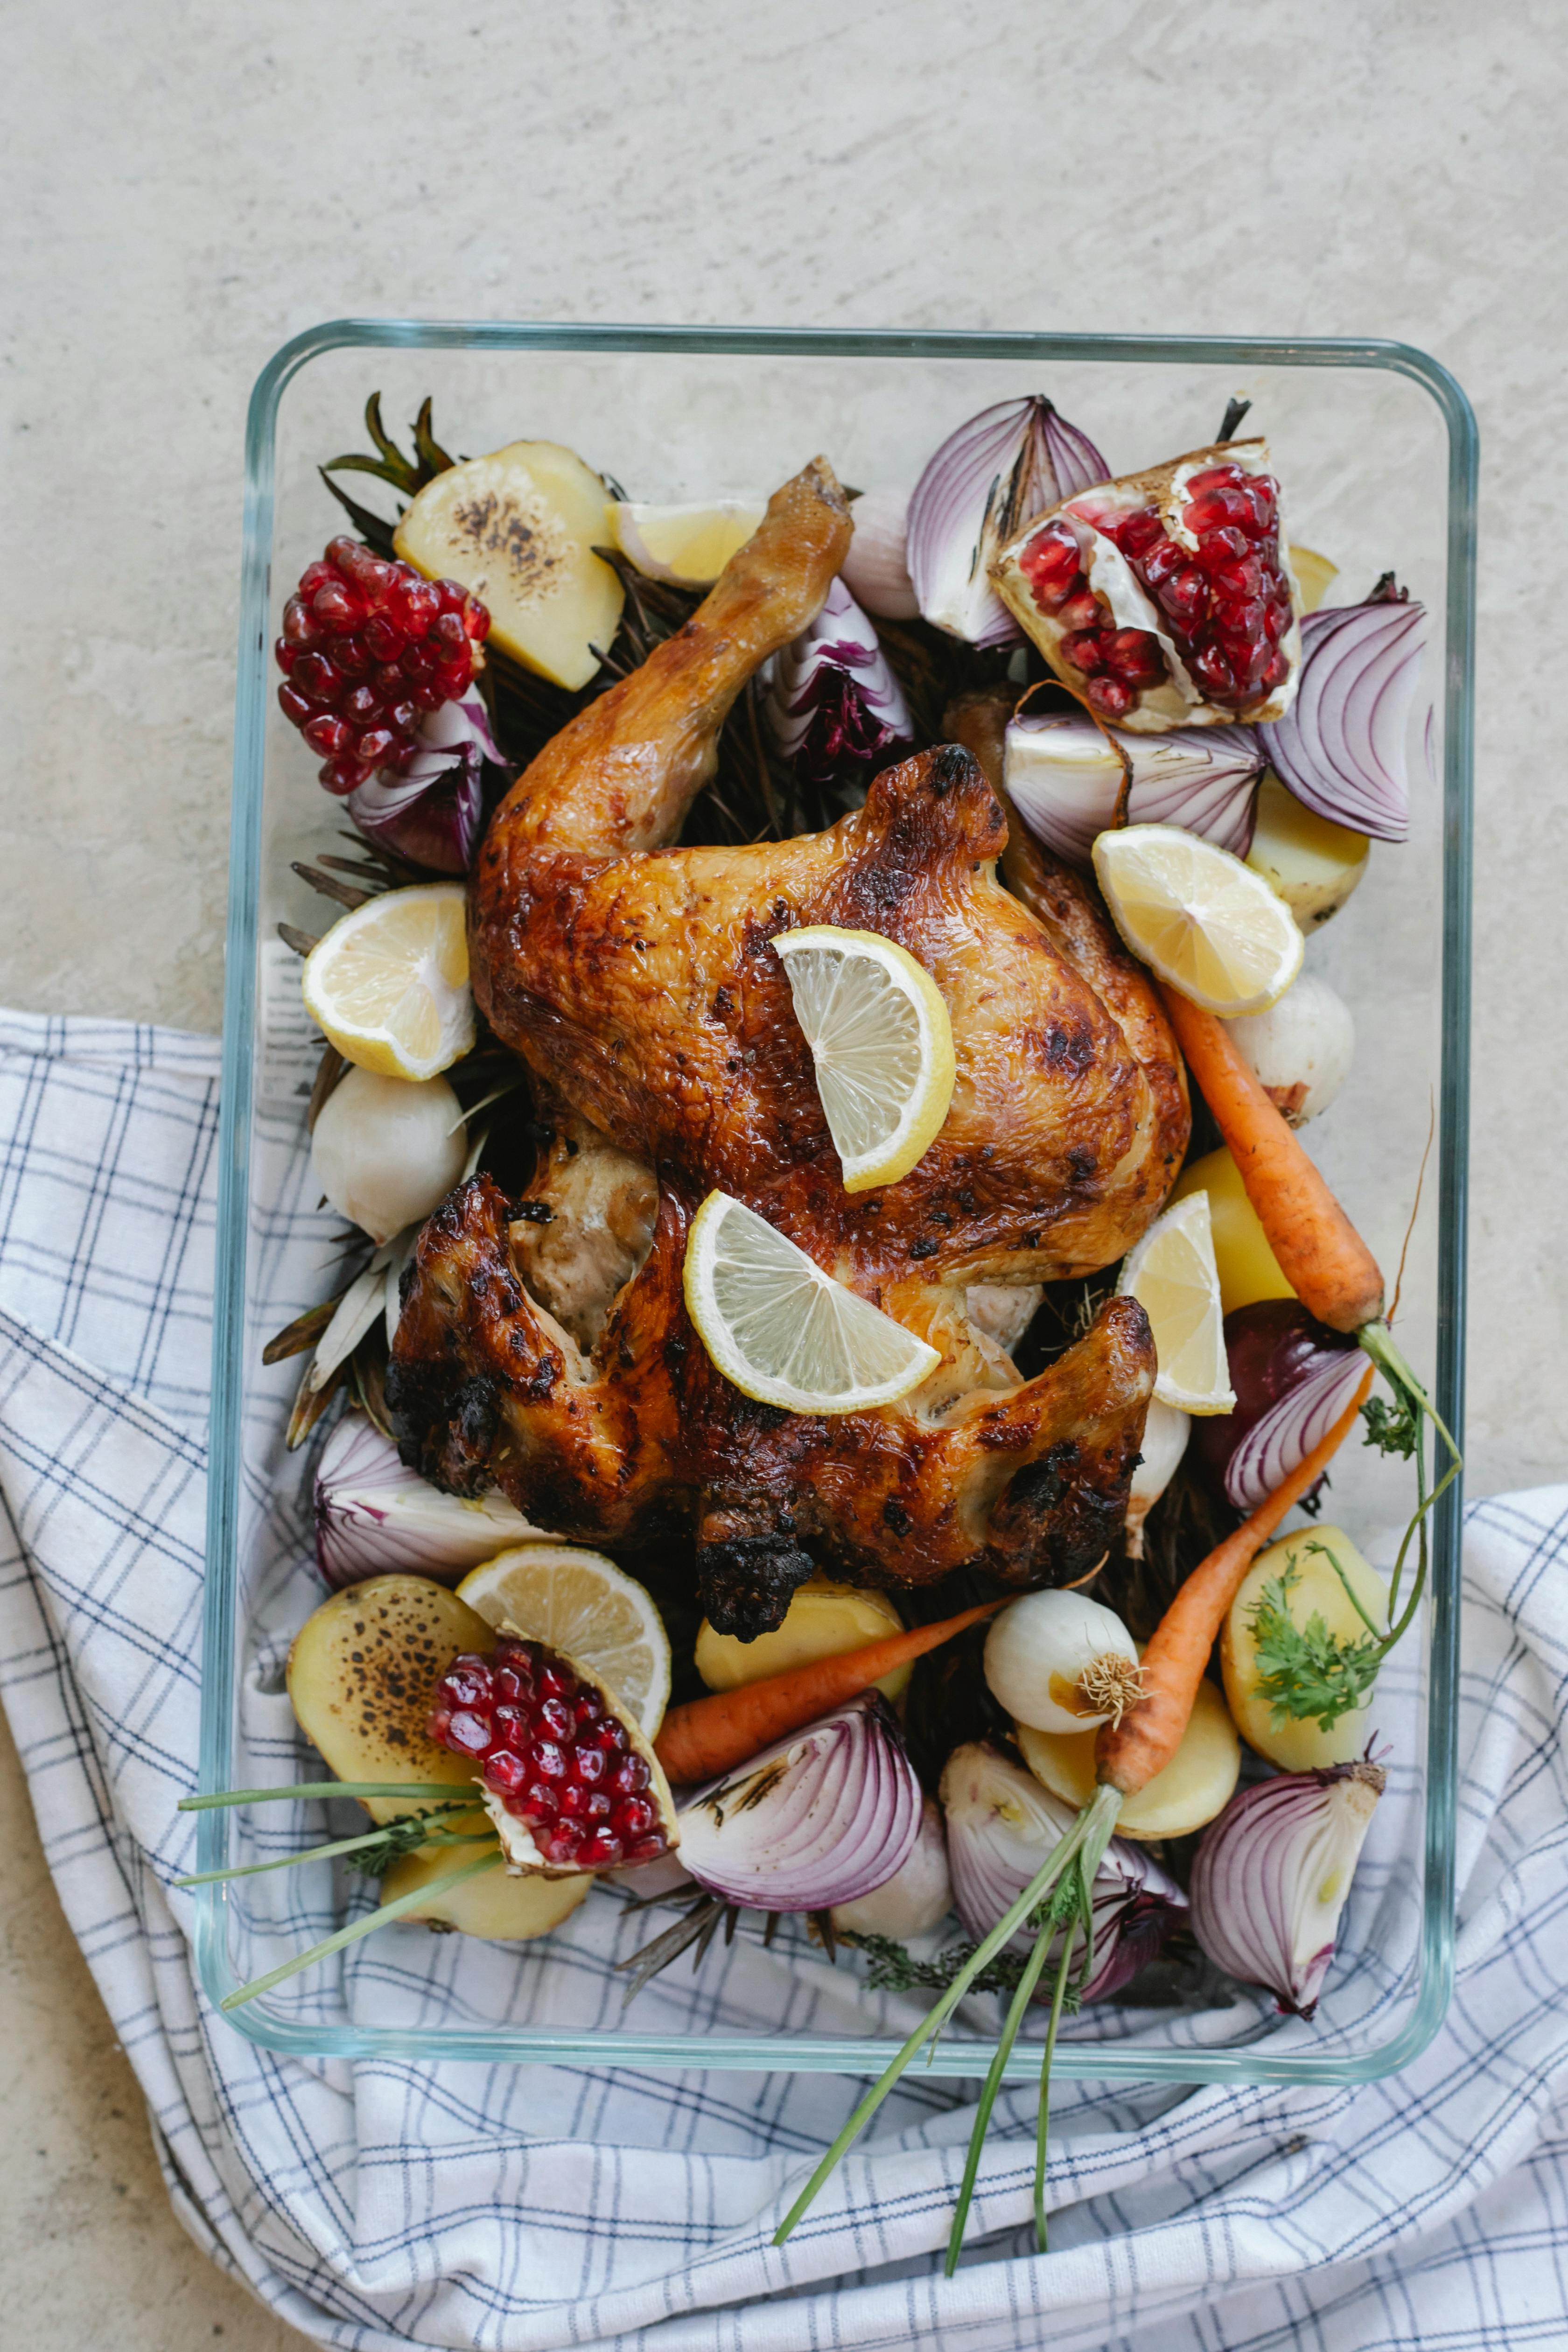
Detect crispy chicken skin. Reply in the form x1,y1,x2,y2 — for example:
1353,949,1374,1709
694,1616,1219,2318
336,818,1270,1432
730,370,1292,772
389,460,1187,1634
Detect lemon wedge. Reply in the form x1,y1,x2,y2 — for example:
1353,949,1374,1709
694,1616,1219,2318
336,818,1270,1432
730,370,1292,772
612,499,766,588
1092,823,1303,1016
1117,1191,1235,1415
301,884,475,1082
683,1190,940,1414
771,926,955,1193
456,1545,671,1736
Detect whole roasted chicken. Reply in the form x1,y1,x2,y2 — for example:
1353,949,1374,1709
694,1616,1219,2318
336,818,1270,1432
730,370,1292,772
388,459,1189,1635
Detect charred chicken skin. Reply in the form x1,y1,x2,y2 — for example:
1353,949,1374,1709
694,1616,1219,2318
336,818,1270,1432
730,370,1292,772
388,459,1189,1636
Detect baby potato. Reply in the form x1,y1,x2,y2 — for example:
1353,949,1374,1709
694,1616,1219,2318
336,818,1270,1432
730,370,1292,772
694,1576,910,1700
1170,1145,1295,1317
382,1844,591,1940
1015,1671,1239,1841
1222,1523,1387,1771
1247,774,1370,931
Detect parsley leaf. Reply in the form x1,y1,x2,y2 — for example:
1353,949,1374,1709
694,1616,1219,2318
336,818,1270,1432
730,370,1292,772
1245,1559,1386,1732
1362,1393,1419,1459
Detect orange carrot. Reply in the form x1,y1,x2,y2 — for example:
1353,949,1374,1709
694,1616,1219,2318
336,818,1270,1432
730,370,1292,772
1160,983,1385,1334
654,1599,1004,1785
1095,1367,1374,1797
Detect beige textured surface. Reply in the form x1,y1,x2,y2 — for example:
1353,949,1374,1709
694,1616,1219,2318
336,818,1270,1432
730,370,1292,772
1,3,1563,2344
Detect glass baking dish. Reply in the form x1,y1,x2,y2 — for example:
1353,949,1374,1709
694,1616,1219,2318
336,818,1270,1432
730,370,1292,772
197,321,1474,2081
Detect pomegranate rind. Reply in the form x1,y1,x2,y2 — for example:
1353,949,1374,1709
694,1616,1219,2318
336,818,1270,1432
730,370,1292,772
473,1622,680,1879
991,438,1302,735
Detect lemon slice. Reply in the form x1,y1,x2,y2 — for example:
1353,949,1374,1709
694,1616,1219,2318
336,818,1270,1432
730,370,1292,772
612,500,766,588
683,1190,940,1414
771,927,955,1193
456,1544,671,1736
301,883,476,1082
1117,1191,1235,1414
1092,824,1303,1016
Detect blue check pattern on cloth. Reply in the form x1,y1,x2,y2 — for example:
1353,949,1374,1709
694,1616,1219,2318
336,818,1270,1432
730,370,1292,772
0,1003,1564,2352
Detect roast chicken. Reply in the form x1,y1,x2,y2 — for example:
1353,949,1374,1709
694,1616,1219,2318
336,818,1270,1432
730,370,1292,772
388,459,1190,1636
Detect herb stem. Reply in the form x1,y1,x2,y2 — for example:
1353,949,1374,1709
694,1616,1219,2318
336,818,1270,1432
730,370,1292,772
174,1809,483,1888
1035,1910,1081,2253
944,1893,1063,2275
179,1781,467,1811
219,1850,505,2011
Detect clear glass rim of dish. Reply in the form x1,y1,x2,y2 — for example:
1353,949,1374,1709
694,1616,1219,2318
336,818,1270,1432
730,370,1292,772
199,319,1476,2078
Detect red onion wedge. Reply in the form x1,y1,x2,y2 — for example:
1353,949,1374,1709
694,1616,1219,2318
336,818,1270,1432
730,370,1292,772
1190,1756,1386,2015
939,1742,1185,2002
1260,595,1428,843
908,397,1108,649
347,696,507,875
1006,703,1263,868
314,1413,545,1589
763,578,916,791
1194,1302,1363,1514
676,1695,923,1914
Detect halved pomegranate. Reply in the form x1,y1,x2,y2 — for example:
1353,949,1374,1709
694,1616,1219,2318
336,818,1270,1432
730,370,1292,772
429,1628,680,1874
991,439,1302,733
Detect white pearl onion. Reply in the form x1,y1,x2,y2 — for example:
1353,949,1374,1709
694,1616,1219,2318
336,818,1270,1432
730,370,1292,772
309,1065,468,1245
1223,973,1355,1127
983,1588,1141,1735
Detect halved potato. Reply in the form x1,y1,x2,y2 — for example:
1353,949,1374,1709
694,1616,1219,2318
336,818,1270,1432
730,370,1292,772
1247,774,1370,931
382,1842,592,1940
1016,1671,1239,1840
286,1575,495,1825
693,1575,910,1700
394,440,623,691
1222,1523,1387,1771
1170,1144,1295,1319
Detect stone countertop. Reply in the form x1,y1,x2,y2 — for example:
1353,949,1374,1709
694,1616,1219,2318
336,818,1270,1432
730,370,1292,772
2,5,1563,2344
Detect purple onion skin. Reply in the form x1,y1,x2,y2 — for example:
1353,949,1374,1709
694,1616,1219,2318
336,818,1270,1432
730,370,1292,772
1194,1302,1354,1491
349,746,485,875
788,668,913,789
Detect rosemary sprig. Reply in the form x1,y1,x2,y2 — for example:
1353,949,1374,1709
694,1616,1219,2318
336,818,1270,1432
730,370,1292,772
174,1802,484,1889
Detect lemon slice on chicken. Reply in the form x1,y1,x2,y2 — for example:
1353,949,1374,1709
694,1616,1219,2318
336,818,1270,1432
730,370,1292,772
1092,825,1303,1017
456,1545,671,1736
772,927,955,1193
301,883,475,1081
612,499,766,587
1117,1191,1235,1415
684,1191,939,1414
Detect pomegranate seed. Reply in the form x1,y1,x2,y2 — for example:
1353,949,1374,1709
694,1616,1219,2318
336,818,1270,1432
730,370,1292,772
484,1750,527,1795
400,641,438,683
334,634,371,677
1197,528,1250,575
372,663,405,698
1157,568,1207,628
388,699,420,735
1262,601,1288,644
537,1695,572,1742
1192,642,1237,698
431,611,468,657
525,1781,560,1820
494,1663,528,1701
546,1822,585,1864
292,652,345,704
1057,590,1102,632
1183,464,1245,494
298,559,336,596
384,736,420,772
1139,539,1184,589
302,713,353,756
1060,629,1104,674
611,1795,655,1840
1259,649,1289,693
1211,556,1264,599
558,1783,589,1819
413,679,447,712
427,1706,453,1743
1213,595,1266,646
608,1753,650,1795
445,1708,492,1755
1185,485,1254,535
1103,629,1164,684
1114,506,1164,559
577,1829,623,1867
435,579,469,612
341,685,381,725
355,727,398,765
312,581,363,630
571,1745,607,1784
1085,675,1134,717
463,601,491,642
321,756,371,794
492,1703,527,1750
1237,479,1278,533
531,1739,567,1779
627,1835,667,1862
277,683,314,728
282,596,319,648
363,614,408,662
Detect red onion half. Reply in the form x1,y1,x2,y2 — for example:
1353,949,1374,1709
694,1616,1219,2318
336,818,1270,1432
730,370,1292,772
939,1742,1185,2002
1260,597,1428,843
763,578,916,790
347,696,507,874
314,1413,543,1589
1190,1757,1386,2015
908,397,1109,649
676,1695,924,1913
1006,705,1262,868
1195,1302,1362,1513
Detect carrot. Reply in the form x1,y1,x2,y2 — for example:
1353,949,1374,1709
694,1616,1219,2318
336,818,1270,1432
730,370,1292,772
653,1598,1004,1784
1159,982,1384,1334
1095,1366,1373,1797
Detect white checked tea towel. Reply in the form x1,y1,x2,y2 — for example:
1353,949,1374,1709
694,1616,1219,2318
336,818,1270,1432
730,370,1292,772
0,1004,1564,2352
